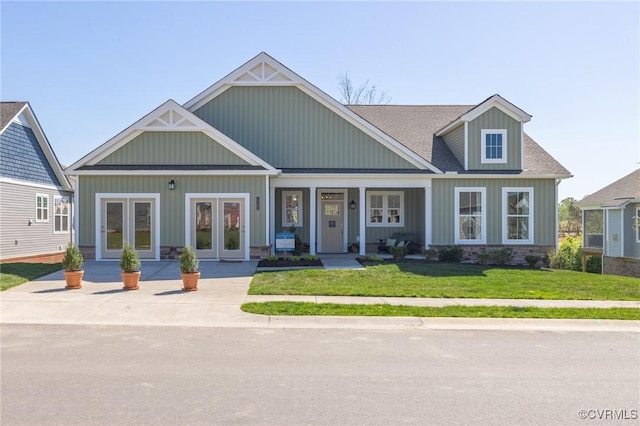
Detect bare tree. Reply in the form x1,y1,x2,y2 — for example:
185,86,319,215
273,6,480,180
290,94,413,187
338,72,391,105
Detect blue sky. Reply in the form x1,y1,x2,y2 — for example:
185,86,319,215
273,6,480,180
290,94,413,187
2,1,638,201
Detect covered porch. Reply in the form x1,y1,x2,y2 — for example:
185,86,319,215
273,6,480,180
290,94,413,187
268,175,432,256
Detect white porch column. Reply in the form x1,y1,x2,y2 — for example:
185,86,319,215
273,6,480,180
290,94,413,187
359,186,366,255
309,186,317,255
269,185,276,254
424,186,432,247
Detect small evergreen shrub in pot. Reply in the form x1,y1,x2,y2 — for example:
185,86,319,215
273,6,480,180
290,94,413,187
179,245,200,291
120,243,141,290
62,244,84,289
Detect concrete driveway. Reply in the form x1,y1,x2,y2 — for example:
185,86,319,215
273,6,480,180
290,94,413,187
1,260,638,332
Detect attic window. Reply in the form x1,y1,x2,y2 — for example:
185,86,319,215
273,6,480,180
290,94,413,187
481,129,507,164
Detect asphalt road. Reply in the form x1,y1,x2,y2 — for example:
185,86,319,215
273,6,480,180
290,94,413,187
1,324,638,425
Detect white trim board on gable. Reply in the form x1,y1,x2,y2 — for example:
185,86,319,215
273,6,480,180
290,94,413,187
183,52,443,174
65,99,277,174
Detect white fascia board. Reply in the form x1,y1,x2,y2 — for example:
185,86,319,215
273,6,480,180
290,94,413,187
461,95,532,123
66,99,277,174
271,175,432,188
430,173,572,180
19,104,74,191
182,52,441,173
0,176,65,191
436,118,467,137
69,169,279,176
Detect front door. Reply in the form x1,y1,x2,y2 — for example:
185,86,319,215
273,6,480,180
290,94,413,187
101,198,156,259
320,192,345,253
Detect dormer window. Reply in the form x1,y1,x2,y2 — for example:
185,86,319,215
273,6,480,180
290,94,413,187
481,129,507,163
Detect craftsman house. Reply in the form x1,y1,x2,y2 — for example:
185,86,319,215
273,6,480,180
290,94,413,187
580,169,640,277
1,102,74,262
66,52,571,262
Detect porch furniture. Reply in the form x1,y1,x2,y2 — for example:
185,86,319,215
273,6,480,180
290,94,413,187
378,233,419,254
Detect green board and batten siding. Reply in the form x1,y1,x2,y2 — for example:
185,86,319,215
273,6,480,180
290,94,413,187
468,107,522,171
97,132,250,165
432,178,557,245
441,124,465,167
194,87,418,170
78,175,266,247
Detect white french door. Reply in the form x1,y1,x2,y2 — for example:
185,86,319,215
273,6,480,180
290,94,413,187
100,197,157,259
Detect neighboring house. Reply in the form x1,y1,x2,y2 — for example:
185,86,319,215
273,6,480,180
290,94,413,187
65,52,571,263
0,102,74,262
579,169,640,277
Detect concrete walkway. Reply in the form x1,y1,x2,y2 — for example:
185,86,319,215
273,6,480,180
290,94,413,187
1,260,638,332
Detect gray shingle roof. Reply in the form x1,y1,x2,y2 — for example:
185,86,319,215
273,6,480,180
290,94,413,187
348,104,571,176
579,169,640,208
1,102,27,131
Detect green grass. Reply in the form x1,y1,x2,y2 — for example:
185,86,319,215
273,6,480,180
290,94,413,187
0,263,62,291
249,262,640,300
242,302,640,320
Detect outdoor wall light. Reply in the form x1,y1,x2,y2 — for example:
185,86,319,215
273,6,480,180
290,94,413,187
256,196,260,210
349,200,357,209
168,179,176,190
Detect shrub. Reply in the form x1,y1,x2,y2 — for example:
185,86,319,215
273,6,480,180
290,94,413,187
62,244,84,272
548,237,582,271
120,243,141,273
586,254,602,274
438,245,464,263
423,248,438,261
179,245,199,273
524,255,542,268
492,248,513,265
358,254,384,262
290,255,301,262
265,254,279,262
389,245,408,260
303,254,319,261
477,251,492,266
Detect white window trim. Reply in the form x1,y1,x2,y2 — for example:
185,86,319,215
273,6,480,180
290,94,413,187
481,129,507,164
366,191,405,227
35,193,49,223
454,187,487,244
502,187,534,244
282,190,303,227
53,195,70,234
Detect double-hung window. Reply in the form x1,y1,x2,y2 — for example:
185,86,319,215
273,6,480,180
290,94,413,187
481,129,507,163
367,191,404,227
455,188,486,244
503,188,534,244
282,191,303,227
36,194,49,222
54,196,70,233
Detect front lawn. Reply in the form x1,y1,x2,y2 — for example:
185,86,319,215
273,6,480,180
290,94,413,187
241,302,640,320
1,263,62,291
249,262,640,300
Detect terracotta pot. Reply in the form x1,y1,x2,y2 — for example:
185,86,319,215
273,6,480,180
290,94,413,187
64,270,83,289
122,271,141,290
181,272,200,291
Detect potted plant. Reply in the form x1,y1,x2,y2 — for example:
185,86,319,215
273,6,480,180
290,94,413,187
179,245,200,291
120,243,141,290
62,244,84,289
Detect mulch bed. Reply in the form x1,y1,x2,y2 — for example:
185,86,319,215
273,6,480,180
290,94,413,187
257,259,324,268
